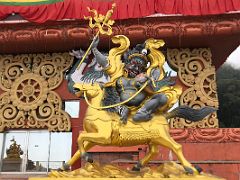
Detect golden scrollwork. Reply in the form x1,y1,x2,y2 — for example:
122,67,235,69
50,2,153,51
0,53,73,132
167,48,219,128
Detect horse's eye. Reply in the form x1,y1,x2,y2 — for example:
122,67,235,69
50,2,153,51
141,49,148,55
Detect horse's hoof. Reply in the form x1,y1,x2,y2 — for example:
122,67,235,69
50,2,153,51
132,166,140,171
86,156,93,163
194,165,203,173
58,163,70,171
184,166,194,175
120,119,127,125
132,163,142,171
82,153,93,163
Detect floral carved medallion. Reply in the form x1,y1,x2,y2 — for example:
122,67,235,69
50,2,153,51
0,53,73,132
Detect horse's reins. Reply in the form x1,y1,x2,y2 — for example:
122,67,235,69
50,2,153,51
83,81,148,109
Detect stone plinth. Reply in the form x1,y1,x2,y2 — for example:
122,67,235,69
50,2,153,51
1,159,22,172
29,178,223,180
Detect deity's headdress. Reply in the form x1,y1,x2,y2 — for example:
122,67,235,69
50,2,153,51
122,43,150,66
122,39,166,81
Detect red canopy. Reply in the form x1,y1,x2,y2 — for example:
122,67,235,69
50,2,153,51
0,0,239,23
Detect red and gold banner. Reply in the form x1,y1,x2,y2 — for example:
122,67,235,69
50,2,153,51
0,0,62,5
0,0,239,23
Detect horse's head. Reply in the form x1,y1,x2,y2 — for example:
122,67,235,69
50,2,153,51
73,82,102,96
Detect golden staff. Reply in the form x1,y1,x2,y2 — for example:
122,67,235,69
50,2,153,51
77,3,116,70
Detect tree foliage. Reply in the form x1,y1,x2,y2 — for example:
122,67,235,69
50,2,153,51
216,64,240,127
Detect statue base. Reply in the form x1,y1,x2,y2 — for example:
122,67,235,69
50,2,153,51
1,158,22,172
30,178,223,180
29,162,224,180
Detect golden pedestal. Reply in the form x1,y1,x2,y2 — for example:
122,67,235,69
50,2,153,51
1,159,22,172
30,177,224,180
29,162,224,180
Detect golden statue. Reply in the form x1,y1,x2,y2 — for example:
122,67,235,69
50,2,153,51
5,138,23,159
51,34,218,179
42,4,221,180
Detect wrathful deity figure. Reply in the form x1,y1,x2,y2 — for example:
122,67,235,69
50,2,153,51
91,36,175,123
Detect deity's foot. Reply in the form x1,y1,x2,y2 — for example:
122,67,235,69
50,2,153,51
132,111,152,122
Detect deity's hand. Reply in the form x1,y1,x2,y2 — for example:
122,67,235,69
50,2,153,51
162,71,175,86
135,73,149,84
153,71,176,91
135,73,150,89
92,36,100,49
69,49,91,62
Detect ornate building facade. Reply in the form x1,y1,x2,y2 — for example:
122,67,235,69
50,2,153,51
0,1,240,180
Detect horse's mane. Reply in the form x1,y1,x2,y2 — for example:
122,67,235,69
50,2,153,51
102,86,120,113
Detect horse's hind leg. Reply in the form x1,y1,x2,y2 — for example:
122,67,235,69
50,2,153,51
155,125,198,174
132,144,159,171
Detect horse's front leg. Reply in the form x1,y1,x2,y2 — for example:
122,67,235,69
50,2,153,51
78,122,112,162
60,141,94,171
78,132,111,153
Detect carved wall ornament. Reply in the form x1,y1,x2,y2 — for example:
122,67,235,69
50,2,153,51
167,48,219,128
0,53,73,132
170,128,240,143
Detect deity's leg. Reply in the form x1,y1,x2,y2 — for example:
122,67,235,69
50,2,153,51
132,144,159,171
133,94,168,121
155,125,198,174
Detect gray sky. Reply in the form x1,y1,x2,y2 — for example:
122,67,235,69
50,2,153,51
225,45,240,69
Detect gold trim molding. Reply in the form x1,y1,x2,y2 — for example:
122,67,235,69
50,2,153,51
0,53,73,132
167,48,219,128
29,178,223,180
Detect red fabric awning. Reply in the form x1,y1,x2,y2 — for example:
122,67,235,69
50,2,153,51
0,0,240,23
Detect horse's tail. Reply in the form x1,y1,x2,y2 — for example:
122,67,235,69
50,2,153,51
164,105,216,121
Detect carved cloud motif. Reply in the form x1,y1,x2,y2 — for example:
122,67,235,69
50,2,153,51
0,53,73,132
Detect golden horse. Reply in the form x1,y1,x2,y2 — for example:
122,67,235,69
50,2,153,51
64,81,198,174
62,35,201,174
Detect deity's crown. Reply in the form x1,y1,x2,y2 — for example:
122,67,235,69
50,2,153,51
128,53,149,63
